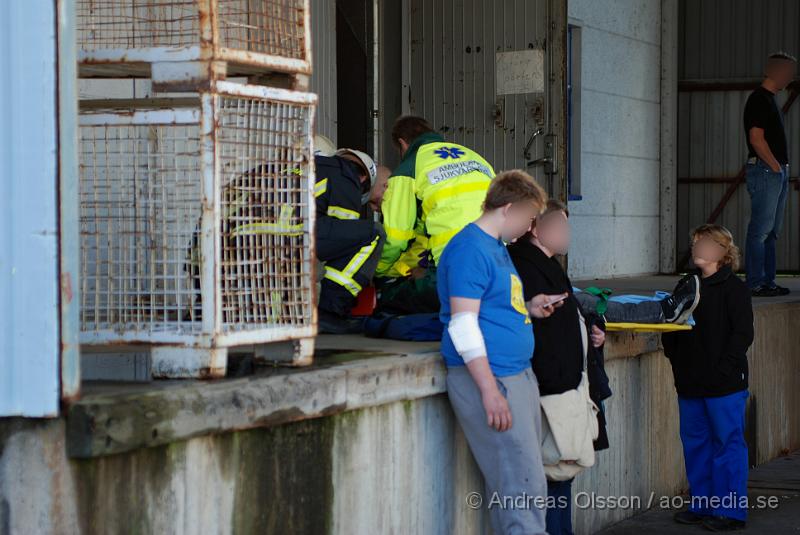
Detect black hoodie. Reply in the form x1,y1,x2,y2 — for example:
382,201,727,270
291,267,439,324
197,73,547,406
507,240,583,395
508,239,611,451
661,265,754,398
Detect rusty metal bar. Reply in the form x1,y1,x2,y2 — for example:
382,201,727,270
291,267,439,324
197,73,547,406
58,0,81,403
679,176,799,184
679,79,800,92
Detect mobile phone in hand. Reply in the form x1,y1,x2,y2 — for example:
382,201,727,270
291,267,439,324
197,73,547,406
546,294,568,307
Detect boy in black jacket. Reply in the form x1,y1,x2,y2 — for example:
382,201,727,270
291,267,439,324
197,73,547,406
508,200,610,535
663,224,754,532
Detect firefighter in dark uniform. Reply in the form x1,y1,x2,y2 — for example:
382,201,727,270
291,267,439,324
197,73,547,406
314,145,385,332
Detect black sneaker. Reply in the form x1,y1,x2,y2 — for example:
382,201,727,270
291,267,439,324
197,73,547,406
662,274,700,323
702,515,746,531
767,284,791,296
673,510,707,524
751,285,782,297
318,309,366,334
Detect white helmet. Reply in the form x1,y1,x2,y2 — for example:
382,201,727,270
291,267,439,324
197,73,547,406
314,135,337,157
335,148,378,205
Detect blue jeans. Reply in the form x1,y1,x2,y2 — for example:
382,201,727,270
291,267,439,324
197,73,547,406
745,160,788,289
546,478,574,535
678,390,750,521
574,292,664,323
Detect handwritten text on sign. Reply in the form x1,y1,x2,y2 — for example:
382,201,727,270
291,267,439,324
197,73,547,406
495,49,544,95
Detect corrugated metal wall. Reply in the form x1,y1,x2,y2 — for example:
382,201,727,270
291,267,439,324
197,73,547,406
310,0,338,143
677,0,800,270
407,0,565,187
679,0,800,80
0,0,61,416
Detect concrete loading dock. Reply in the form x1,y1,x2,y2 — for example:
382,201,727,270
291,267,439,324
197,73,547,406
2,276,799,534
3,0,800,533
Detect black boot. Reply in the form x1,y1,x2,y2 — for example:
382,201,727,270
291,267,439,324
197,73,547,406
767,284,791,296
702,515,746,531
751,285,782,297
673,510,707,524
318,309,366,335
661,274,700,323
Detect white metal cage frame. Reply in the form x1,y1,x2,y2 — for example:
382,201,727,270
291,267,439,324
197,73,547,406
79,81,317,350
76,0,312,76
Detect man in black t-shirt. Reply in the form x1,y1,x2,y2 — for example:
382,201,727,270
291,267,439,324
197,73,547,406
743,52,796,297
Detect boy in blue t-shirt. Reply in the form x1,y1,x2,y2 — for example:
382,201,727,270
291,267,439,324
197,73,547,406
437,170,565,535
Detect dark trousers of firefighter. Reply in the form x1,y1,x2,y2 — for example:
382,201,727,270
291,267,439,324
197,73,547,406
316,220,386,316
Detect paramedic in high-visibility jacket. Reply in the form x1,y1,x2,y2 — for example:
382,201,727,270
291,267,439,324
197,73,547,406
376,115,495,313
314,145,386,333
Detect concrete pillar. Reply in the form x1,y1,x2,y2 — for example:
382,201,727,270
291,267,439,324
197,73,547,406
659,0,679,273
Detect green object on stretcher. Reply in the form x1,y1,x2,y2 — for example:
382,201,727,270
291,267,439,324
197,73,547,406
583,286,613,315
584,286,693,333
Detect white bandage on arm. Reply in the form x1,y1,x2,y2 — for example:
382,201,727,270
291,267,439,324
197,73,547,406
448,312,487,362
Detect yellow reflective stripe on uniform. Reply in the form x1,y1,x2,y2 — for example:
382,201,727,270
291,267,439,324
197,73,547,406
428,227,461,250
342,236,379,277
323,267,362,296
314,178,328,197
422,179,490,213
327,205,360,220
322,236,379,296
230,205,304,236
384,226,416,241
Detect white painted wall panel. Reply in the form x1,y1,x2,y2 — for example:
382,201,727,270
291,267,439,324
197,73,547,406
568,0,663,279
0,1,61,416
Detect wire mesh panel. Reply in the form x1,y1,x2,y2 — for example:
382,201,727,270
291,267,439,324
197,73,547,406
80,111,203,336
78,83,316,347
76,0,311,74
217,93,315,332
217,0,307,59
76,1,201,49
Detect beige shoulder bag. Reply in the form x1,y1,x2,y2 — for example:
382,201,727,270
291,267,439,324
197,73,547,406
539,311,600,481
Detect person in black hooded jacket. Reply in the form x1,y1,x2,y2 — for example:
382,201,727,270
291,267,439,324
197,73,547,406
662,224,754,532
508,199,610,535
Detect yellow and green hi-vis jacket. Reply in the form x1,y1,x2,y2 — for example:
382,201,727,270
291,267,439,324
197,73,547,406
377,132,495,276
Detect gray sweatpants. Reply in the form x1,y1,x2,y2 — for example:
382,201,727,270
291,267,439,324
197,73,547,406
446,366,548,535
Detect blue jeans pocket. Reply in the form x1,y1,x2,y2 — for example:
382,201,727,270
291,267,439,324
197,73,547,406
746,166,766,195
755,160,782,176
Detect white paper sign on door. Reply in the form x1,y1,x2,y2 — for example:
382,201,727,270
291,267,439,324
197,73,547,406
496,49,544,95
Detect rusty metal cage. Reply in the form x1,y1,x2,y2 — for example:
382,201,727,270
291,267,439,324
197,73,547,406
79,82,317,374
76,0,312,79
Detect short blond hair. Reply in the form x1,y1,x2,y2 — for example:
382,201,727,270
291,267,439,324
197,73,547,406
691,224,740,270
483,170,547,212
